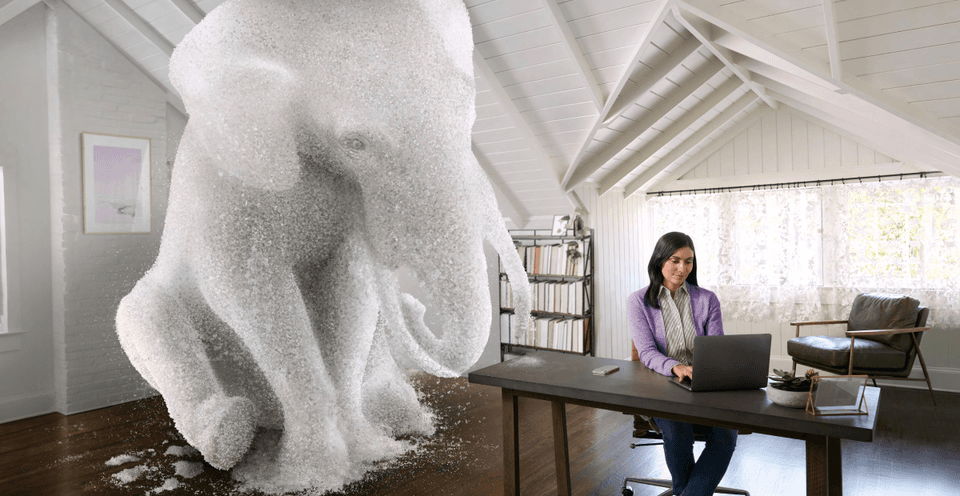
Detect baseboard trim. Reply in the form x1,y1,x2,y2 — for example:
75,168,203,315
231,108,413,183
770,355,960,393
0,391,56,424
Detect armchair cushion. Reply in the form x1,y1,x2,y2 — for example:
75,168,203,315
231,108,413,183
787,335,907,370
848,293,919,353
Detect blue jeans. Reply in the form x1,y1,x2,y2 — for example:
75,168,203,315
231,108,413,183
653,418,738,496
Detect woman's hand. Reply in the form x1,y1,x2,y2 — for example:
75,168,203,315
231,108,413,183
672,364,693,382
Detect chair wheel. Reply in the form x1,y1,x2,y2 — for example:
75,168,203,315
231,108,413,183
621,486,634,496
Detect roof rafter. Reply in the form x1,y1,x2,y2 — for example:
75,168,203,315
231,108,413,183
539,0,603,112
102,0,174,57
565,57,725,191
0,0,42,27
641,104,770,193
821,0,842,83
677,0,960,161
56,0,185,113
672,3,778,110
472,49,575,210
603,36,701,125
167,0,204,25
598,77,746,195
560,0,675,190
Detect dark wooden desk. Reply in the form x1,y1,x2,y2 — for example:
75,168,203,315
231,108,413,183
468,352,880,496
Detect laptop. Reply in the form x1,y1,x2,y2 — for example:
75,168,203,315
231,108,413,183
670,334,772,392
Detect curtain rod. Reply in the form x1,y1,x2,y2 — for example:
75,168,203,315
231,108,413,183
647,171,945,196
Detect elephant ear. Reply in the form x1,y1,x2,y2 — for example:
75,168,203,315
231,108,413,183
171,51,300,191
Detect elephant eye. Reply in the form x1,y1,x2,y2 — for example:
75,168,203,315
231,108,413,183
343,137,366,151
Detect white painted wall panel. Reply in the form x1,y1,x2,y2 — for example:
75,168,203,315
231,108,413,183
680,110,904,181
576,185,644,361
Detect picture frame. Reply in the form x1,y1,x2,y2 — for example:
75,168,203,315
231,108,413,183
805,375,869,416
81,132,152,234
551,214,571,236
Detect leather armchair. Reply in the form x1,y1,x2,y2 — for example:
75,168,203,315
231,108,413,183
787,293,935,405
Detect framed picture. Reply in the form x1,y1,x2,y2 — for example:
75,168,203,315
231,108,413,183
81,132,151,234
552,214,571,236
805,375,869,416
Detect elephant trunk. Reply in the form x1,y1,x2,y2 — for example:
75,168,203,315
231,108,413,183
379,156,531,377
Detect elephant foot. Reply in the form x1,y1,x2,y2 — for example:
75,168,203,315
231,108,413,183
362,376,435,438
184,395,258,470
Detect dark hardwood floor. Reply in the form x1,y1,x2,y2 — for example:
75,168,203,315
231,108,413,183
1,374,957,495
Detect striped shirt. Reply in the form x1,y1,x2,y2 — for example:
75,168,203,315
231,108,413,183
659,282,696,366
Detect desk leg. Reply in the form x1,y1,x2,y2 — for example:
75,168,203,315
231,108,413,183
551,401,572,496
827,437,842,496
806,436,842,496
806,436,827,496
503,389,520,496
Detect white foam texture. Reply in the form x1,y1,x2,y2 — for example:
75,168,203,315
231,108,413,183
115,0,531,493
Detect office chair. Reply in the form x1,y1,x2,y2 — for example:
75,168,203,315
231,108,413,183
621,345,750,496
787,293,936,405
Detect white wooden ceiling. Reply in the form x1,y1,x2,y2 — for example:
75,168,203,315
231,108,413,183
4,0,960,226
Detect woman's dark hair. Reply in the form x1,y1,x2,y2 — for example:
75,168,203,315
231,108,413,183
643,232,698,309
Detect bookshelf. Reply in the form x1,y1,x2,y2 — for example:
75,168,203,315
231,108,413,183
499,229,594,360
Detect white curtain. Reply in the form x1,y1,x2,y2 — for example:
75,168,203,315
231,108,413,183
647,176,960,327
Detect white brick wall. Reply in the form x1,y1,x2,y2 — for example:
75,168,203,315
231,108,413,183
52,4,171,414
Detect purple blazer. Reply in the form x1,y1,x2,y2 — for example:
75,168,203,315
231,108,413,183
627,284,724,377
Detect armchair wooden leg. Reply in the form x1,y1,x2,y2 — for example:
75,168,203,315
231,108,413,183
848,337,856,376
910,333,937,406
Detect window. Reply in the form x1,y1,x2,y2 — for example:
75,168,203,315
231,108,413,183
647,175,960,325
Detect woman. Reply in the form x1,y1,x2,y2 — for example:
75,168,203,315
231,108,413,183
627,232,737,496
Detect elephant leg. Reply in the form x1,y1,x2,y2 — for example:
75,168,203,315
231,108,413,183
297,235,407,463
194,256,354,487
361,320,436,438
116,273,257,470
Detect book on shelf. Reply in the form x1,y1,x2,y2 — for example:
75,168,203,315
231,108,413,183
509,315,587,353
508,238,590,277
501,279,589,316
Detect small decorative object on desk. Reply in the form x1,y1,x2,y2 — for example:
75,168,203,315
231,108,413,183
767,368,819,408
806,375,869,416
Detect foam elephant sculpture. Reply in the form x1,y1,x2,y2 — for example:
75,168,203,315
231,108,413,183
114,0,531,491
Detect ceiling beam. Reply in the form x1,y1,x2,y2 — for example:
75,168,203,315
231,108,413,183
603,36,701,125
598,78,747,195
677,0,960,162
473,144,529,227
565,57,725,191
642,104,770,193
672,3,778,110
560,0,674,190
821,0,842,83
0,0,42,27
472,49,574,210
102,0,174,57
623,92,760,197
539,0,603,112
167,0,204,25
